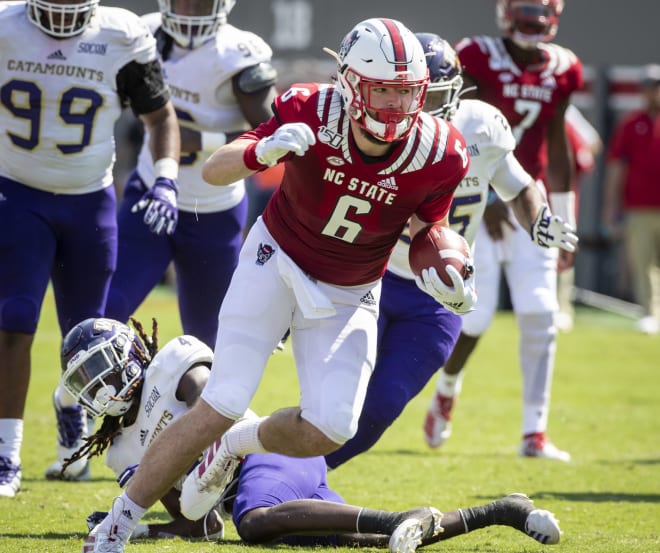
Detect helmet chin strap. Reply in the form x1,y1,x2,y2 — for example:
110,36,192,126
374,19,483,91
364,112,410,142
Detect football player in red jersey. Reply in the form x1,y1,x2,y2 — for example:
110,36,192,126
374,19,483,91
84,18,472,552
425,0,581,461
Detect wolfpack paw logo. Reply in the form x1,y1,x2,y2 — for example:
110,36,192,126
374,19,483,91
256,243,275,265
338,29,360,61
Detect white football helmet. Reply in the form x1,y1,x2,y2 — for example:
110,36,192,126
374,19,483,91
61,318,148,418
26,0,99,38
159,0,235,49
331,18,429,142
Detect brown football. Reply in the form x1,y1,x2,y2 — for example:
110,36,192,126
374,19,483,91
408,225,474,286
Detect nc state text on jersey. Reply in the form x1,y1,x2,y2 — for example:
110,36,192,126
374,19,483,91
502,83,552,103
323,168,397,205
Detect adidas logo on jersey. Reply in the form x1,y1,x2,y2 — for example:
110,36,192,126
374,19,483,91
360,291,376,306
47,50,67,60
139,429,149,446
376,177,398,191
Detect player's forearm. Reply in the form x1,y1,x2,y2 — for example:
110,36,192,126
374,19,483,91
202,139,258,186
142,103,181,164
509,182,544,230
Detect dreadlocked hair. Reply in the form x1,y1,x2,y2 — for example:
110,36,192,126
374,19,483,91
60,317,160,476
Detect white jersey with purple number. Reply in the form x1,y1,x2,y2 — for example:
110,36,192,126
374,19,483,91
388,98,529,280
104,335,212,478
0,3,157,194
136,14,274,213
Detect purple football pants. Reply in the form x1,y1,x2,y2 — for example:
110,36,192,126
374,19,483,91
105,172,246,348
0,176,116,335
233,453,344,546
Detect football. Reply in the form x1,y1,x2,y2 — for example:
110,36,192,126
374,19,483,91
408,224,474,286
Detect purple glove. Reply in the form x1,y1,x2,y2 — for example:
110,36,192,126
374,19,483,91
131,177,178,236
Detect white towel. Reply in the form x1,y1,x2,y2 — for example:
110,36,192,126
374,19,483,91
277,248,337,319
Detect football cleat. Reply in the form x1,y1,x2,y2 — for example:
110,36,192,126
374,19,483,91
388,507,443,553
423,393,455,448
179,435,241,521
83,524,126,553
519,432,571,462
0,456,21,497
493,493,562,545
46,392,91,481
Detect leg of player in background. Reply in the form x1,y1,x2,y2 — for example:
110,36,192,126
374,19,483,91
508,225,570,462
424,224,501,448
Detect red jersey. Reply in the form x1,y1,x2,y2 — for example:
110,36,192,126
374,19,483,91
456,36,583,183
241,83,469,286
607,111,660,209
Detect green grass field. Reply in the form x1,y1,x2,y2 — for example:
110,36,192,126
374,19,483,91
1,285,659,552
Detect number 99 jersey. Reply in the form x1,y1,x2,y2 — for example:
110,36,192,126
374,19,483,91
0,3,160,194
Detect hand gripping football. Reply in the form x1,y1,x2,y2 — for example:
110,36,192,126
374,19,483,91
408,225,474,286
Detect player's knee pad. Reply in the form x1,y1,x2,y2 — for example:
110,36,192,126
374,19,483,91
0,296,39,334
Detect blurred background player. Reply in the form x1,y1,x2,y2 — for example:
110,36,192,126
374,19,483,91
59,317,225,541
46,0,278,481
602,63,660,336
424,0,583,461
555,104,602,331
326,32,577,469
0,0,180,497
83,18,474,552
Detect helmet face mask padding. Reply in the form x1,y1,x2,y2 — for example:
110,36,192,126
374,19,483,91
158,0,235,49
27,0,99,38
329,18,429,143
61,318,148,418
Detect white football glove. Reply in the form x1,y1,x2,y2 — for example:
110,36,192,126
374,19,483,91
255,123,316,167
415,266,477,315
530,205,579,252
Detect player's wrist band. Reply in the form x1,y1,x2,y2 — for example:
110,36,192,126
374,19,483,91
153,157,179,180
243,142,270,171
549,191,577,228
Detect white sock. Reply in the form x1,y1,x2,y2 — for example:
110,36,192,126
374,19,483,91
522,403,548,436
436,370,464,397
225,416,269,457
0,418,23,464
102,493,148,542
